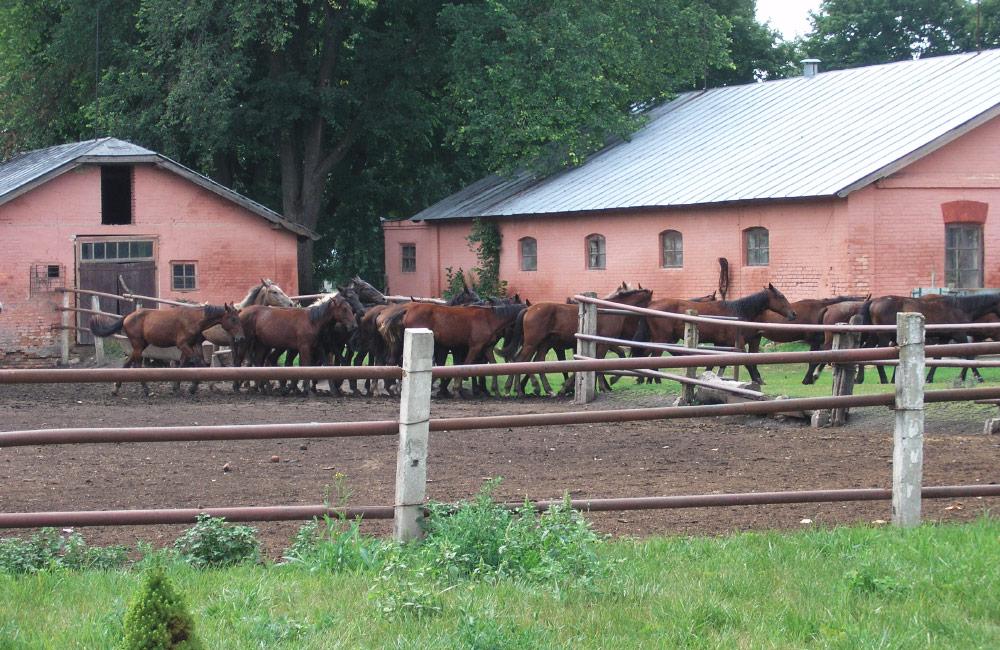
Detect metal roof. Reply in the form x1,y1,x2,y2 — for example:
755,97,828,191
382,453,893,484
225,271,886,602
0,137,317,239
414,49,1000,221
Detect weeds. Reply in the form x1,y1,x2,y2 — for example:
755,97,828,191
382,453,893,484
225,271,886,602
172,514,260,569
0,528,129,574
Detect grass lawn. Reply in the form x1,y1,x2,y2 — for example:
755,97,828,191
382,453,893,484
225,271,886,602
2,519,998,648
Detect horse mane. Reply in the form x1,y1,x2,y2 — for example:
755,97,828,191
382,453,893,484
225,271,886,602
203,304,227,319
487,303,526,320
307,294,337,323
238,284,264,308
721,289,771,319
603,287,651,301
939,293,1000,316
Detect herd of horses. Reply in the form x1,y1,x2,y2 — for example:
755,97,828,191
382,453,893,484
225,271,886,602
86,277,1000,397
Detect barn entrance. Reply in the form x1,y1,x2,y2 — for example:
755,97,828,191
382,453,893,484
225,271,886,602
75,238,157,344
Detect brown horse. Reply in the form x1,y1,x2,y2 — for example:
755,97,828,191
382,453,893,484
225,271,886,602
203,278,296,351
239,294,358,394
89,303,244,396
510,283,653,396
747,295,869,384
641,284,797,385
861,293,1000,384
396,301,527,397
805,299,872,384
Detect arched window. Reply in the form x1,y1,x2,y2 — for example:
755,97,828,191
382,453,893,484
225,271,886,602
586,234,606,269
744,227,769,266
519,237,537,271
660,230,683,268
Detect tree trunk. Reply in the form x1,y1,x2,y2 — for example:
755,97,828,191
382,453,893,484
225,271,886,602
297,238,315,294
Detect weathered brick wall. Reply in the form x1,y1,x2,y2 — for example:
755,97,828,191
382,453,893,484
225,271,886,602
0,165,299,361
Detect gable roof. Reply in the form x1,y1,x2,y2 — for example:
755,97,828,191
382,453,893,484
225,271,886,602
0,137,317,239
414,48,1000,221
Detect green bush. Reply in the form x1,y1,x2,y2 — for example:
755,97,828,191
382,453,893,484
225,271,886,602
282,515,392,573
0,528,129,574
121,566,202,649
419,479,606,585
172,514,260,569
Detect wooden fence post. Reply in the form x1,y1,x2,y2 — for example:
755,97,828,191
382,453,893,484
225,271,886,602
60,291,71,364
830,315,862,426
575,292,597,404
893,312,925,527
682,310,699,405
90,295,105,365
394,328,434,542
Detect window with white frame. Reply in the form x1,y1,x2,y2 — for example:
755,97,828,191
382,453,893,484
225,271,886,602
171,262,197,291
586,234,606,269
519,237,537,271
945,223,983,288
660,230,683,268
744,227,769,266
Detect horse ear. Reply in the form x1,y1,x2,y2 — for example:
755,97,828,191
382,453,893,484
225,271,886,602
525,299,532,306
768,282,774,290
638,283,643,290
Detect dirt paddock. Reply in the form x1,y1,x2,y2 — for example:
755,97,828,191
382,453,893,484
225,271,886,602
1,377,998,556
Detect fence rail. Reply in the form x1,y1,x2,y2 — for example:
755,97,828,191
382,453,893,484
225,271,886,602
2,315,999,539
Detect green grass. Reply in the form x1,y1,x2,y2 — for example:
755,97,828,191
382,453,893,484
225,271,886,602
2,519,998,648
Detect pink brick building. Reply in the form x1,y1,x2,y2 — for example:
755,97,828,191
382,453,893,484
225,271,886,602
0,138,314,365
384,51,1000,304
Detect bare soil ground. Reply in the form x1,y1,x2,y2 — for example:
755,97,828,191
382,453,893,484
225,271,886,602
2,375,998,557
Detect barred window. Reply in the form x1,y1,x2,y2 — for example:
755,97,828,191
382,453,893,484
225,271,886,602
401,244,416,273
945,223,983,288
744,227,769,266
519,237,537,271
586,234,606,270
171,262,197,291
660,230,683,268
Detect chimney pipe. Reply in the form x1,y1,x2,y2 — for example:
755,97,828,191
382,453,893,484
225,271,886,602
801,58,821,78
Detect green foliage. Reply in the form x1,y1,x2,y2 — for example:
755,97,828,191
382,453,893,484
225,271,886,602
466,218,507,298
421,482,606,586
121,565,202,649
172,514,260,569
368,557,449,619
799,0,989,71
282,516,392,574
442,266,470,300
0,528,129,574
845,565,909,597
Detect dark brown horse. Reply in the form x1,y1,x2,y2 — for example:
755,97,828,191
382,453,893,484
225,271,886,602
240,294,358,394
640,284,797,385
861,293,1000,383
396,301,527,397
510,283,653,396
89,303,244,396
746,295,869,384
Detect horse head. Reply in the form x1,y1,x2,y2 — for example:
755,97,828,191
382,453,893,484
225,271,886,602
219,302,246,343
765,283,796,320
261,279,295,308
604,283,653,307
327,294,359,332
349,276,388,306
337,285,367,317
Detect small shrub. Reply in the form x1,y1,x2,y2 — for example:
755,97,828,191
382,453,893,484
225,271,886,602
282,516,391,573
121,566,203,649
846,565,908,597
172,514,259,569
0,528,129,574
420,479,607,585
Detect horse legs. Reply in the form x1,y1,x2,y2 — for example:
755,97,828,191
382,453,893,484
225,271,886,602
434,346,452,398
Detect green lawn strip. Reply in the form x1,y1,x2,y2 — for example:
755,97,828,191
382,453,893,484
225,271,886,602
3,520,998,648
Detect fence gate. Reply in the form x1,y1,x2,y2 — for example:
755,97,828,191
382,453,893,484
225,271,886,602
76,239,156,344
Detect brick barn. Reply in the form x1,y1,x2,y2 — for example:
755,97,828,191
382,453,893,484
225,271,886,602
0,138,314,365
384,49,1000,303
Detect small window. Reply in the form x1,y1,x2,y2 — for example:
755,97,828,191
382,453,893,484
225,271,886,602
519,237,537,271
171,262,197,291
101,166,133,225
945,223,983,288
745,227,769,266
401,244,416,273
660,230,683,268
586,234,606,270
47,265,61,278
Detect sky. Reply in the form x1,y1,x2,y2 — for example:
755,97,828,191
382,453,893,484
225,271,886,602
755,0,823,40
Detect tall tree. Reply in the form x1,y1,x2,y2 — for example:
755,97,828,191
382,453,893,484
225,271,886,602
704,0,797,86
801,0,971,70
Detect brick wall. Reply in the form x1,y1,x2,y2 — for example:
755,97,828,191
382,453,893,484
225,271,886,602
0,164,299,360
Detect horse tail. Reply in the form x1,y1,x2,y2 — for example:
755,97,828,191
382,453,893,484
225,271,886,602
858,299,873,326
88,314,125,338
500,308,527,360
380,307,408,363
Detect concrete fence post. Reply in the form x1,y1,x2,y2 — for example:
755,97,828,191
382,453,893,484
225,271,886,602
90,295,105,365
575,292,598,404
60,291,71,364
394,328,434,542
893,312,925,527
682,310,699,405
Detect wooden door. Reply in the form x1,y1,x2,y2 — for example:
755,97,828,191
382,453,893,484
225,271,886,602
77,259,156,344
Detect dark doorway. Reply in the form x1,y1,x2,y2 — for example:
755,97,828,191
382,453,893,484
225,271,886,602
101,166,133,225
76,239,156,344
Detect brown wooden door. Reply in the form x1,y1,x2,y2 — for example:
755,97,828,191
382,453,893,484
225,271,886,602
77,261,156,344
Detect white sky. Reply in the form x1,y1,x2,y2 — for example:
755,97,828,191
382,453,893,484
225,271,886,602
755,0,823,40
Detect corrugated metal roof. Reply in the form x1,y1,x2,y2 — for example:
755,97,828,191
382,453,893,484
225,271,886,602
0,137,316,239
414,49,1000,221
